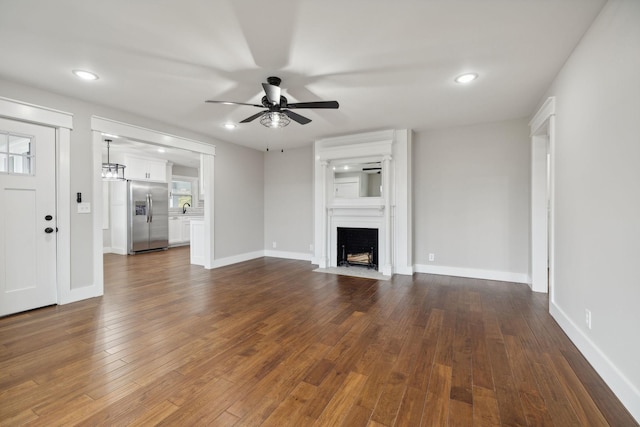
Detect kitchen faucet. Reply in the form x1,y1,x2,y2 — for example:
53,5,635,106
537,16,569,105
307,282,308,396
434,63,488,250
182,202,191,214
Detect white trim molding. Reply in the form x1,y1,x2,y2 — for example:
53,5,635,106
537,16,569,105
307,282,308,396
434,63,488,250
91,116,216,156
0,96,73,129
529,96,556,136
210,250,312,269
529,96,556,295
211,250,265,269
264,250,312,261
414,263,529,284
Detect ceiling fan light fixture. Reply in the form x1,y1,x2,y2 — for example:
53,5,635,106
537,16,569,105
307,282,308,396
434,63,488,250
260,112,290,128
454,73,478,84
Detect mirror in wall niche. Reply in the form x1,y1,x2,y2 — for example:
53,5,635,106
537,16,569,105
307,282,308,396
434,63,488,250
333,161,382,198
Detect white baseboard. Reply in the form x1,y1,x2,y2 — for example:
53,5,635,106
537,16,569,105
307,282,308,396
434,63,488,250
413,264,528,284
103,247,127,255
211,250,314,269
394,265,414,276
264,250,312,261
550,302,640,423
211,250,265,269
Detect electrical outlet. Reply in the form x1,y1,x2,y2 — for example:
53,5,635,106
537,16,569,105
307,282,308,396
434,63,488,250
77,202,91,214
428,253,435,262
585,309,592,330
272,241,277,249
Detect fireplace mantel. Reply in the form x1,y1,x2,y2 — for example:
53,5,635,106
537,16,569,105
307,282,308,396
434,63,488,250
313,129,413,276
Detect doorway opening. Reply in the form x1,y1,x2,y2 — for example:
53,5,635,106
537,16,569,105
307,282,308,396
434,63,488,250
92,116,216,294
530,97,555,297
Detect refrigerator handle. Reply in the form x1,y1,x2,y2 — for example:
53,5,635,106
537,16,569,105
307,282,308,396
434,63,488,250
149,193,153,223
145,194,150,223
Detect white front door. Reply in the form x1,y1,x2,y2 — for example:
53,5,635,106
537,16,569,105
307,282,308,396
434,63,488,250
0,117,57,316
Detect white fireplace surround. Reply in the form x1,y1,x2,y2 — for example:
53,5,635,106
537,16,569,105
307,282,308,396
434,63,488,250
313,129,413,276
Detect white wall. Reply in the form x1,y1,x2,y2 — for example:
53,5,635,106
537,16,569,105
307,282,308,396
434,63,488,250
172,165,198,177
541,0,640,419
263,145,313,258
413,119,531,282
213,141,264,259
0,78,264,287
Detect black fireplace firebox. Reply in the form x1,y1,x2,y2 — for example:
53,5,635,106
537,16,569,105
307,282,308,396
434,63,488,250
337,227,378,269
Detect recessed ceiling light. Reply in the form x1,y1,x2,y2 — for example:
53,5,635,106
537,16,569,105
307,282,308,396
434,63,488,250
224,123,237,130
157,148,166,153
454,73,478,84
72,69,99,81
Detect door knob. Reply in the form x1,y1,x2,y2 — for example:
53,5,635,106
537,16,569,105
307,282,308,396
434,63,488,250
44,227,54,234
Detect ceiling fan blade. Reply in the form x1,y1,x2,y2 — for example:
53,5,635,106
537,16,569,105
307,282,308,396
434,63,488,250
240,110,268,123
286,101,339,109
283,110,311,125
205,100,263,107
262,83,281,106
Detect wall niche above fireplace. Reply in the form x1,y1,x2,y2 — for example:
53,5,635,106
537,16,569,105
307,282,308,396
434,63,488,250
333,161,382,198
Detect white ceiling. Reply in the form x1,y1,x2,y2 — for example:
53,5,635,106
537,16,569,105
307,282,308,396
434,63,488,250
0,0,606,152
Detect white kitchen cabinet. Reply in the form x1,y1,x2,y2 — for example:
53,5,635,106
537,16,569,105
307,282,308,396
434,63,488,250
169,216,197,246
125,155,167,182
181,219,191,243
190,218,205,266
168,217,182,245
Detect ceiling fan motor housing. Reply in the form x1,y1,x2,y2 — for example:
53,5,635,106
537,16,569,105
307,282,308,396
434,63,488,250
261,95,289,109
266,76,282,86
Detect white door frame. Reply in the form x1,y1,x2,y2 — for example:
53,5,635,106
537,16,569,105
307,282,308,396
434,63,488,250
91,117,216,288
0,96,73,304
529,97,556,297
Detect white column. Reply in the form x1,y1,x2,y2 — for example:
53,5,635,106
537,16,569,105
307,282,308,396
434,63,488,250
202,154,215,269
319,161,329,268
382,155,392,276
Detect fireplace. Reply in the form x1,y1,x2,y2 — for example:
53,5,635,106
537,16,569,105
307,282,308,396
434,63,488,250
337,227,378,269
313,129,413,276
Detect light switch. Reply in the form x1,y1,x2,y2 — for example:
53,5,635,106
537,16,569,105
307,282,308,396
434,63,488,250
77,202,91,214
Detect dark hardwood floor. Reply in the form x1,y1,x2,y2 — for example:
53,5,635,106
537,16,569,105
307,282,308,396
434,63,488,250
0,247,636,426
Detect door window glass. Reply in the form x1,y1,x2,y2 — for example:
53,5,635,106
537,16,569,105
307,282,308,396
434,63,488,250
0,132,34,175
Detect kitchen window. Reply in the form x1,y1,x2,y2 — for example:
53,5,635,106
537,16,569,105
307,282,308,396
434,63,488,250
170,176,199,208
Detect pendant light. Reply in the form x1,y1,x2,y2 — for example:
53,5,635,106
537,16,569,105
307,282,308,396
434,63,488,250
102,139,126,180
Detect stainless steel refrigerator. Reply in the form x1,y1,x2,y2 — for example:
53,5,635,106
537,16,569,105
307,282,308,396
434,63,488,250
128,180,169,254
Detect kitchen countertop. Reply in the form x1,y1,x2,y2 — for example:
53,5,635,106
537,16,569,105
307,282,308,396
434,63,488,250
169,214,204,220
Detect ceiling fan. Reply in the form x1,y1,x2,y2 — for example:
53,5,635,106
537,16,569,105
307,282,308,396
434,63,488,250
205,76,339,127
